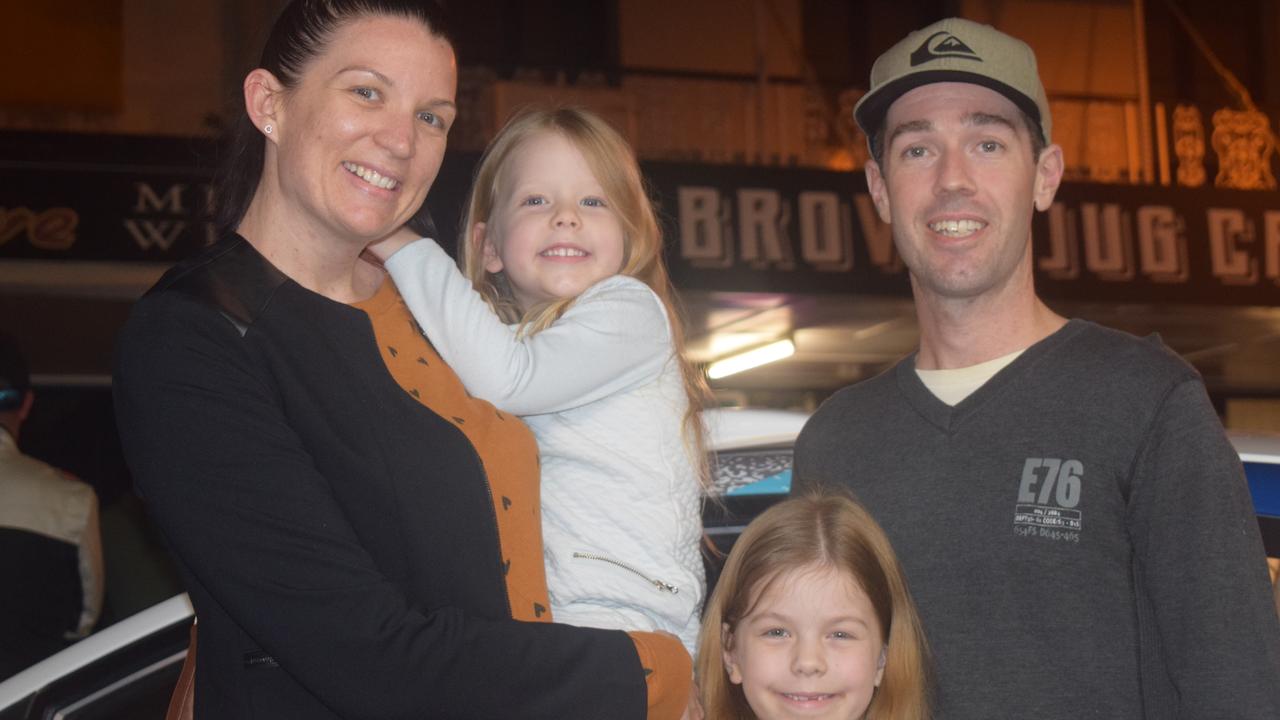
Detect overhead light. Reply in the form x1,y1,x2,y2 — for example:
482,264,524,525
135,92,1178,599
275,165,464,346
707,338,795,380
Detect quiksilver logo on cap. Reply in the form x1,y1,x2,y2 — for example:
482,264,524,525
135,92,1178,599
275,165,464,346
909,31,981,66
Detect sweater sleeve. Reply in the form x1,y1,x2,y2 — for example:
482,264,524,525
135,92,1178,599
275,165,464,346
114,296,650,720
1126,378,1280,718
385,238,672,416
627,631,693,720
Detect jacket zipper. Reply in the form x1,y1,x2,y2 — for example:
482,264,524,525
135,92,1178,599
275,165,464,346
572,552,679,594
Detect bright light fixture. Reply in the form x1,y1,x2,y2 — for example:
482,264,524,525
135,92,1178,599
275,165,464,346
706,339,795,380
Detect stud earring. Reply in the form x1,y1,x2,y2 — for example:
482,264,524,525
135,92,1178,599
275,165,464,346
264,124,273,134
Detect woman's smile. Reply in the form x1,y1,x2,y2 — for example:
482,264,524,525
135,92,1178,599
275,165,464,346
341,161,401,191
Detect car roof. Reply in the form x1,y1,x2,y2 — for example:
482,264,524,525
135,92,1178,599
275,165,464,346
1229,431,1280,464
705,407,809,451
0,594,193,709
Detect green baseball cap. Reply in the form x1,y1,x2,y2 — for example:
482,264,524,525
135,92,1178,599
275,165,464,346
854,17,1052,144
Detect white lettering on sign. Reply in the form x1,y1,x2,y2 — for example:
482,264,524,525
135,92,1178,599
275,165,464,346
1081,203,1134,280
1041,203,1079,279
1266,211,1280,284
1042,202,1198,283
121,181,218,253
678,186,731,267
737,189,793,269
671,184,1277,291
797,192,853,270
1208,208,1258,284
124,220,186,251
133,183,186,214
852,195,900,272
677,186,900,272
1136,206,1188,282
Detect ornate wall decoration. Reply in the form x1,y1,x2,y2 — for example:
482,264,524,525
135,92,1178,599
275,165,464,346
1172,104,1207,188
1211,108,1277,190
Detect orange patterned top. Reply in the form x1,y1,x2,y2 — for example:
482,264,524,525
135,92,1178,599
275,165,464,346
354,280,549,623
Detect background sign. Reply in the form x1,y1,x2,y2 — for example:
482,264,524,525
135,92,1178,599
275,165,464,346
645,162,1280,306
3,131,1277,306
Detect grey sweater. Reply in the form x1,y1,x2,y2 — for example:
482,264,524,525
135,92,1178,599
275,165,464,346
794,319,1280,719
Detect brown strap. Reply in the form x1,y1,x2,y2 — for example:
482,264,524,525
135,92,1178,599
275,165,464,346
165,622,197,720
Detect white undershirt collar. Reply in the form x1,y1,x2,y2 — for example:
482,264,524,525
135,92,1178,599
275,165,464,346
915,348,1026,406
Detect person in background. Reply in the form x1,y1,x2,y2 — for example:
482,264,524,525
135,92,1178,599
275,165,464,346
793,17,1280,718
0,331,103,678
368,106,709,655
113,1,694,718
697,492,930,720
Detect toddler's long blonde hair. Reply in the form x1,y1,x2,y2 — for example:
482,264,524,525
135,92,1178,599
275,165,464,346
698,491,932,720
458,106,710,487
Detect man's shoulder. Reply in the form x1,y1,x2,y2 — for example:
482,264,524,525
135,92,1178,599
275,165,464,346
1056,319,1198,386
800,362,905,439
820,362,902,409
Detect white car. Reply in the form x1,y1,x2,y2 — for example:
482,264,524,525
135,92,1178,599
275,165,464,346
1232,432,1280,561
0,593,192,720
2,413,1276,720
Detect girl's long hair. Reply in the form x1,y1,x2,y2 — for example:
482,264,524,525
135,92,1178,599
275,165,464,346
698,491,932,720
458,106,711,488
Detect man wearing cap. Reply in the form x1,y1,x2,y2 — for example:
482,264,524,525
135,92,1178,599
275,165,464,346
793,17,1280,718
0,333,104,678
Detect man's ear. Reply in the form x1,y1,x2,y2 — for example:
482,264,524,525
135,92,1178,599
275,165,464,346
476,222,504,274
865,159,892,224
1033,144,1065,212
244,68,285,144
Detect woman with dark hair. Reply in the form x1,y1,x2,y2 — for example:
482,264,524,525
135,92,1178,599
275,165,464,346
113,2,693,718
